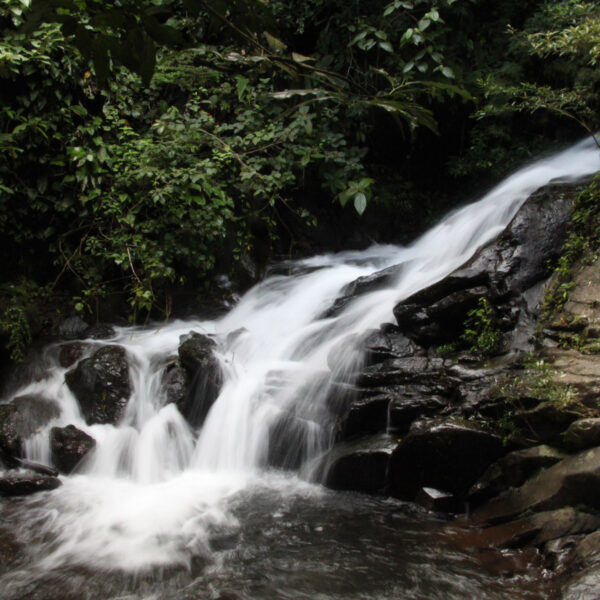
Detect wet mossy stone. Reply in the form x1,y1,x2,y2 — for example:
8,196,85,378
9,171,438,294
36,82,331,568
50,425,96,474
65,345,131,425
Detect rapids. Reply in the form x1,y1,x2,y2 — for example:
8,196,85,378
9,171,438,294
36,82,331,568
0,138,599,599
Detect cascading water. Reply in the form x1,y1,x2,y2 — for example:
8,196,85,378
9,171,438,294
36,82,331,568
1,139,599,600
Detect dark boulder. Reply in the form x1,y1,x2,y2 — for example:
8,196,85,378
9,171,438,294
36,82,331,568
337,393,391,439
161,363,190,412
562,418,600,452
65,345,131,425
512,400,584,444
391,183,579,347
468,445,566,503
415,487,462,513
177,332,222,427
321,434,397,494
472,446,600,525
460,507,600,549
0,395,60,457
50,425,96,474
357,356,449,388
58,342,86,368
388,390,448,434
58,316,89,340
322,264,405,318
363,325,424,365
0,470,61,496
389,418,504,501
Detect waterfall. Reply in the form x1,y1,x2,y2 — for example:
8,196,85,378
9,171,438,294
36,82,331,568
9,138,600,573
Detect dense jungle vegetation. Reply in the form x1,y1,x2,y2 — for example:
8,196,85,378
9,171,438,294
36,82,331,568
0,0,598,361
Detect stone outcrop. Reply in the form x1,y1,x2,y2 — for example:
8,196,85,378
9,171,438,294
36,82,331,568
392,183,578,348
175,332,222,427
50,425,96,474
389,418,504,500
320,434,396,494
0,470,61,496
0,394,60,457
65,345,131,425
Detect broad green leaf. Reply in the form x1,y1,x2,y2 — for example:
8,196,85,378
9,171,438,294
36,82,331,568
354,193,367,215
235,75,249,101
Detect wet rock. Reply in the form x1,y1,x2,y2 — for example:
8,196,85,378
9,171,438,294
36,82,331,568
58,316,89,340
389,418,504,501
468,445,566,503
391,182,579,347
562,418,600,451
65,345,131,425
0,395,60,456
363,325,424,364
50,425,96,474
58,342,86,368
161,363,190,411
177,332,222,427
462,508,600,549
83,324,115,340
357,356,448,388
394,285,489,346
388,391,448,433
415,487,462,514
323,264,405,317
322,434,397,494
337,394,390,439
472,447,600,525
326,333,362,376
267,412,319,470
0,470,61,496
555,528,600,599
512,400,584,444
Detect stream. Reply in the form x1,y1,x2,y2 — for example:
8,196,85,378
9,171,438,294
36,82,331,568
1,139,599,599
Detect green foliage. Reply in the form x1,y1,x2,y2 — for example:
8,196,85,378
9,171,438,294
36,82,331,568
477,0,600,145
498,355,577,408
1,0,597,361
541,176,600,322
0,305,31,363
461,297,503,357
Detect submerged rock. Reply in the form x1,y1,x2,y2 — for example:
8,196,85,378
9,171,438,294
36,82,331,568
50,425,96,474
65,345,131,425
267,411,320,470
